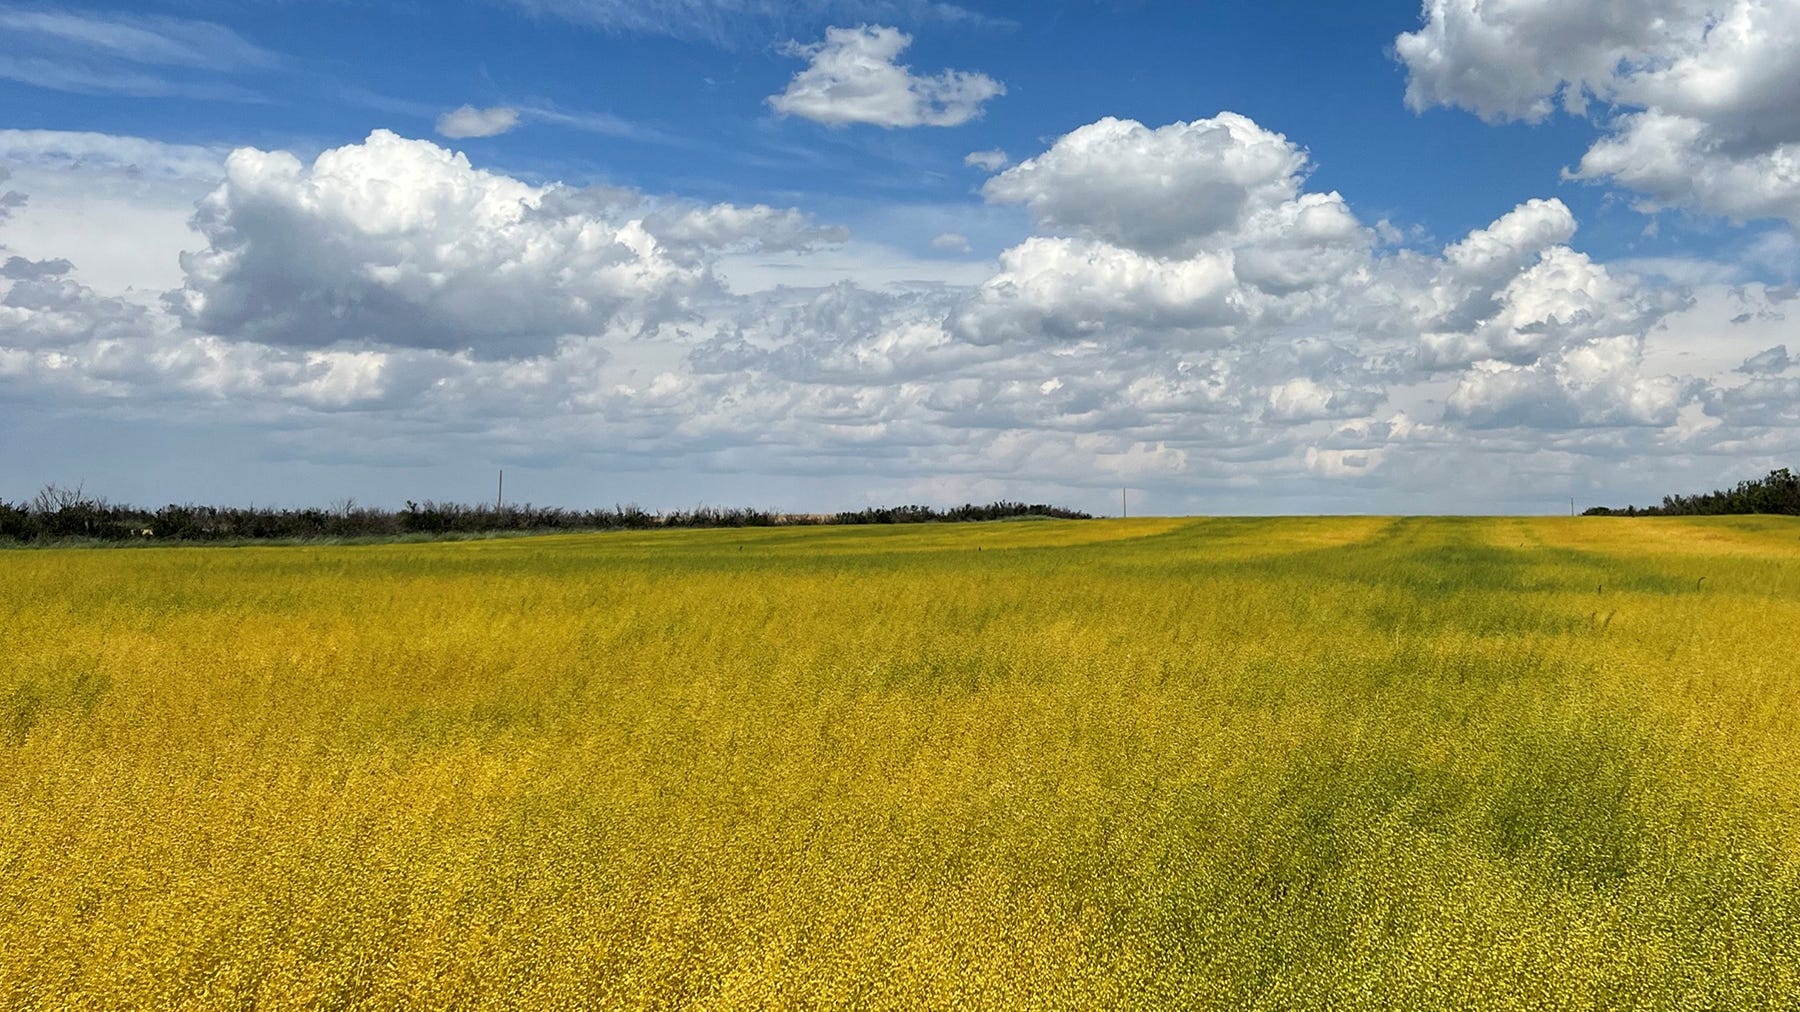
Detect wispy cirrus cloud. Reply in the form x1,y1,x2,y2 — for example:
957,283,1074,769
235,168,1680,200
427,100,652,143
515,102,643,138
0,7,276,70
499,0,1009,47
0,128,228,181
0,5,277,99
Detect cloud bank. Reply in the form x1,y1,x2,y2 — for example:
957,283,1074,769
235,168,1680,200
2,116,1793,510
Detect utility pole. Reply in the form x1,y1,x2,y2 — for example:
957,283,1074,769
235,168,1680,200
1122,487,1128,520
497,470,504,511
1571,496,1575,518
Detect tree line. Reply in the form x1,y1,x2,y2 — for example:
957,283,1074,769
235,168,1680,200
1582,468,1800,516
0,485,1092,544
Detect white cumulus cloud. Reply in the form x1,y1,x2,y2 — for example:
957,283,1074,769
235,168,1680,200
436,105,522,139
1445,337,1692,430
168,131,836,356
982,114,1309,257
930,231,971,253
964,148,1008,171
768,25,1003,128
2,116,1788,513
953,236,1240,346
1737,344,1791,375
1397,0,1800,227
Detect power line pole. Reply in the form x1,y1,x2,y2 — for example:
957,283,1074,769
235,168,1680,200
497,470,504,511
1122,487,1128,520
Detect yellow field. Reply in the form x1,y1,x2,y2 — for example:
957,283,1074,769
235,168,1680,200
4,516,1800,1009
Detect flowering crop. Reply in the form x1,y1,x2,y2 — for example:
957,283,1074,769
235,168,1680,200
3,516,1798,1008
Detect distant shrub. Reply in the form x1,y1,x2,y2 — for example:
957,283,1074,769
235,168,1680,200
0,488,1091,545
833,501,1090,525
0,500,30,542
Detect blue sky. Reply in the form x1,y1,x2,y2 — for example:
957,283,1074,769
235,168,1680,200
0,1,1670,255
2,0,1797,514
